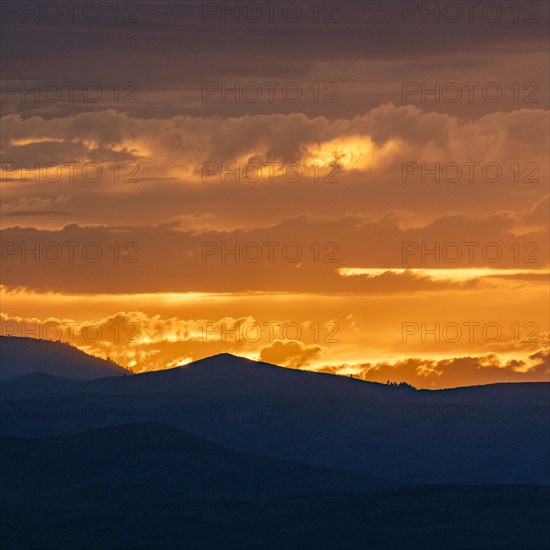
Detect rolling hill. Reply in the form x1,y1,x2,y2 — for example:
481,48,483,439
1,345,548,485
1,341,549,549
0,336,129,380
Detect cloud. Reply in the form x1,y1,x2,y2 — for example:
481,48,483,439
0,194,71,216
259,340,322,369
0,202,547,294
3,3,546,124
2,105,547,185
318,350,550,389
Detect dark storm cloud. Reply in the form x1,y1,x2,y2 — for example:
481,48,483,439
2,1,547,118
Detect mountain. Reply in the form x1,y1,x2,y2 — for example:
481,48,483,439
1,421,390,500
1,348,549,549
0,336,129,380
1,350,548,485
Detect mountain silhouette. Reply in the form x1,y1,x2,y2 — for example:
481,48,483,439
1,340,549,549
1,421,391,501
1,340,548,485
0,336,129,380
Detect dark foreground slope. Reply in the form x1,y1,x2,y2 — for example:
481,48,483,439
3,490,549,550
1,422,548,550
1,422,389,500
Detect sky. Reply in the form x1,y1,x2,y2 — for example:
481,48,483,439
0,0,548,388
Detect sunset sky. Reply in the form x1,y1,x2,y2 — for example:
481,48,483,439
1,0,548,388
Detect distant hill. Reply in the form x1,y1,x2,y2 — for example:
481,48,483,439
1,421,391,500
1,352,548,485
0,336,129,381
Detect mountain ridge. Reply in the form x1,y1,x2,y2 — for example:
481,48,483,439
0,336,130,381
2,337,548,392
1,337,549,485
